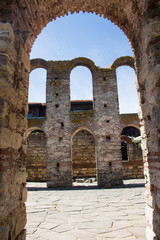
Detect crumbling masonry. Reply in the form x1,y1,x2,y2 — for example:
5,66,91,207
0,1,159,239
26,110,143,182
26,57,144,185
43,57,123,188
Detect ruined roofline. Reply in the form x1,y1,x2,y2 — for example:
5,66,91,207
28,102,138,115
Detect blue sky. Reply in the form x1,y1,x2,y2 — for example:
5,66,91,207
29,12,139,113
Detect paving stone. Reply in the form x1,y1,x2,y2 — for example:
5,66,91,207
26,179,146,240
67,229,97,240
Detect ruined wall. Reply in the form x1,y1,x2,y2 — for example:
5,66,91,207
26,112,144,181
120,113,140,130
0,1,159,239
26,132,46,182
44,57,123,188
72,129,96,179
0,23,28,240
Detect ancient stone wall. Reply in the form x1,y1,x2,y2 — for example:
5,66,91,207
44,57,123,188
0,1,159,239
120,113,140,131
26,112,144,181
26,131,46,182
26,111,144,182
72,129,96,179
0,22,28,240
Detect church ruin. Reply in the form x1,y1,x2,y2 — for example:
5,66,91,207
26,102,144,183
0,1,159,239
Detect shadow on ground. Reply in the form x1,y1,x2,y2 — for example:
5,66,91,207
27,181,145,191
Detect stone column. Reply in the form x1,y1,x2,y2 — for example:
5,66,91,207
136,4,160,239
45,62,72,188
0,22,29,240
94,68,123,187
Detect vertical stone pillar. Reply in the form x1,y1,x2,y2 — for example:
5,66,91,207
136,4,160,239
94,68,123,187
45,62,72,188
0,22,29,239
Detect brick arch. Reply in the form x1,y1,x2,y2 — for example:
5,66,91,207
0,1,160,239
124,124,140,131
69,57,97,75
4,1,147,54
71,126,95,142
121,125,141,136
65,121,96,141
110,56,135,70
24,127,46,141
30,59,49,72
121,126,141,137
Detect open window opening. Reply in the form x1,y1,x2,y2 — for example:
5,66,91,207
116,66,138,114
121,127,144,179
71,129,97,186
121,141,129,162
121,126,140,137
28,68,47,118
70,66,93,111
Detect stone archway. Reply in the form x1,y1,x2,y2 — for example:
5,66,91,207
0,1,159,239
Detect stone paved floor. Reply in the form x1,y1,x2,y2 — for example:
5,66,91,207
26,179,146,240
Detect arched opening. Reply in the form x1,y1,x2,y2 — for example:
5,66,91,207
1,1,159,239
26,12,146,240
71,129,97,185
26,129,47,182
116,66,138,114
121,126,140,137
30,13,133,66
70,66,93,111
29,68,47,104
121,127,143,180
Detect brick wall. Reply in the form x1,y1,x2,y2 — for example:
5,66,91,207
72,129,96,179
26,132,46,182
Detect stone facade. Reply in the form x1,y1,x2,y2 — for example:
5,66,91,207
26,105,144,181
44,57,123,188
72,129,96,179
0,1,160,239
26,130,46,182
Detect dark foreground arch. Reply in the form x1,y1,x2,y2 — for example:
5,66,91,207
0,1,159,239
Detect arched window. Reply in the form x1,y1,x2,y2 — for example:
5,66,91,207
116,66,138,114
28,68,47,103
121,141,129,161
70,66,93,111
121,126,140,137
